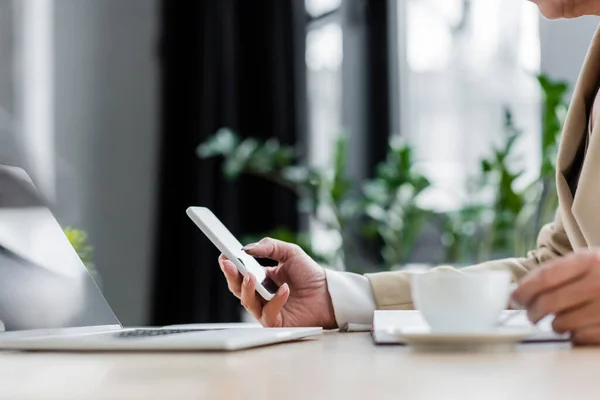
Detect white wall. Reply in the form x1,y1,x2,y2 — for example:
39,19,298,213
540,16,599,96
53,0,159,326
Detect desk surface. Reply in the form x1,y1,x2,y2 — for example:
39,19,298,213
0,331,598,400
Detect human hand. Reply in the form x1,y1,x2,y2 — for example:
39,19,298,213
511,251,600,345
218,237,337,329
528,0,600,19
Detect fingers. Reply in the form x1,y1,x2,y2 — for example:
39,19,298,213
219,250,291,328
261,284,290,327
526,275,600,323
243,237,302,263
552,301,600,334
239,274,290,327
219,254,242,298
240,273,263,320
512,252,598,308
571,325,600,346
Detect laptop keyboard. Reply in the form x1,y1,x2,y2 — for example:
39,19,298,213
114,328,216,339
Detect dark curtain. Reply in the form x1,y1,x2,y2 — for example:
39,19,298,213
364,0,390,175
352,0,391,267
151,0,305,325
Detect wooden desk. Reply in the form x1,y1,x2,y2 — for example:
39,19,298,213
0,331,598,400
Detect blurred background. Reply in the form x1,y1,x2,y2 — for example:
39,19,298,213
0,0,597,326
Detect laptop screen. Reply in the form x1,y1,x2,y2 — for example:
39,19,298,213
0,166,120,331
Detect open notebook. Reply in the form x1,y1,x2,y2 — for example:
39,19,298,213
356,310,570,344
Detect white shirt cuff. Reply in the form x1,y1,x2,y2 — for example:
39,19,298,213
324,268,376,330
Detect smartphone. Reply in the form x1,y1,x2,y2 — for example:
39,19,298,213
186,206,279,301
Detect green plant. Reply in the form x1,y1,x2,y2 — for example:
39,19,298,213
198,128,346,265
442,73,569,263
515,74,569,255
197,129,431,272
439,109,527,263
439,203,486,264
477,108,527,259
361,136,431,268
63,227,96,276
197,72,570,271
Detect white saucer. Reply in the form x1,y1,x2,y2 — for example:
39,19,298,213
387,326,534,351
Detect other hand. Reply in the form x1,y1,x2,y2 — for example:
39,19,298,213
218,237,337,329
512,251,600,345
529,0,600,19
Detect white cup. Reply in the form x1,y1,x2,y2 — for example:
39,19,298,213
411,268,514,333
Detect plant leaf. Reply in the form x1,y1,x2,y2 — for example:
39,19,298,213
197,128,240,158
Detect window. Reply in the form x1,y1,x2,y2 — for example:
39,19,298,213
305,0,342,18
305,0,344,258
396,0,541,212
305,0,343,169
303,0,543,267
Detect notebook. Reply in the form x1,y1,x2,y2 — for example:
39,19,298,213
369,310,570,344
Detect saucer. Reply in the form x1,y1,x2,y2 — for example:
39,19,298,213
387,326,534,352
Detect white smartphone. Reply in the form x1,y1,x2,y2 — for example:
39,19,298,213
186,206,279,301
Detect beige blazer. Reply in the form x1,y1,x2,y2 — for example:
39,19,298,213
366,25,600,310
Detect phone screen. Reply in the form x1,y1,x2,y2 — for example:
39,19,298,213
189,208,279,294
259,275,279,294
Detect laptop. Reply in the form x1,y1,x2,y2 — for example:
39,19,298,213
0,165,321,350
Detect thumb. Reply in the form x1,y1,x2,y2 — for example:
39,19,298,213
243,237,301,263
261,283,290,327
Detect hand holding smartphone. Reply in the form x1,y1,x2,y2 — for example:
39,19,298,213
186,207,279,301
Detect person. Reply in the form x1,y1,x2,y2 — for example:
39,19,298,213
218,0,600,345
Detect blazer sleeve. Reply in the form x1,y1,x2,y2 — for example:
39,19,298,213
364,212,573,310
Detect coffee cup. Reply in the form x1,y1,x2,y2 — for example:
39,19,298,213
410,268,514,333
